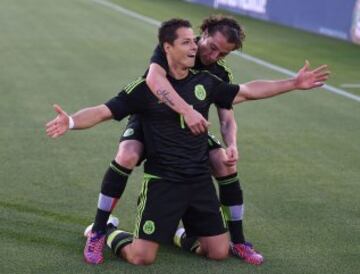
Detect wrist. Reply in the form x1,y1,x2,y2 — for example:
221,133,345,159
227,143,237,149
290,77,298,90
181,104,193,116
68,116,75,129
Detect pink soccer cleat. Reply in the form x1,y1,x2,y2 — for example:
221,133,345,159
83,231,106,264
230,242,264,265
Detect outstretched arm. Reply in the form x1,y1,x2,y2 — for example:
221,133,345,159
146,63,209,135
233,61,330,104
45,104,112,138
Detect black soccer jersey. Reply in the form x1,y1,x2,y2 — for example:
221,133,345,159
149,40,233,84
106,71,239,182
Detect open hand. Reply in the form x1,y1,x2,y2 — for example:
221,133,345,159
294,60,330,90
45,104,70,138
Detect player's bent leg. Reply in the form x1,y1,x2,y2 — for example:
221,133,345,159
107,230,158,265
209,147,237,177
84,140,144,264
210,148,245,243
121,239,159,265
209,148,264,265
198,233,229,260
115,140,144,169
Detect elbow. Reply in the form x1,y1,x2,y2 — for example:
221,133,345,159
98,105,112,121
145,74,157,91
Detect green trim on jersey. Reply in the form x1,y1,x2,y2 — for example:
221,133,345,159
134,176,151,238
189,68,200,75
143,173,161,180
123,77,146,94
180,114,185,129
217,59,234,83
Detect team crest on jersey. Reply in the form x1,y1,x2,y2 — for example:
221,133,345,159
143,220,155,235
194,84,207,101
123,128,134,137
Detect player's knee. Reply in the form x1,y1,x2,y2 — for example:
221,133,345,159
115,151,139,168
129,253,156,265
206,246,229,261
209,149,237,177
115,143,142,168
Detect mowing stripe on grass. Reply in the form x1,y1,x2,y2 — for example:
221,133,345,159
90,0,360,103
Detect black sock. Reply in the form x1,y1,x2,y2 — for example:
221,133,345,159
92,160,131,233
216,173,245,244
107,230,133,256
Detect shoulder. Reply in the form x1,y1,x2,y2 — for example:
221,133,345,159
122,77,148,94
189,69,221,80
215,59,234,83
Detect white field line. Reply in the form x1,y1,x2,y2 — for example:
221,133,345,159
340,84,360,88
91,0,360,103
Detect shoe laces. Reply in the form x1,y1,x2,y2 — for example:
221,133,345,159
87,233,105,253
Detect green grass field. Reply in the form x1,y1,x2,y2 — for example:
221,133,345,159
0,0,359,273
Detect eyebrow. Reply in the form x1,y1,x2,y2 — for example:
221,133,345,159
210,42,229,55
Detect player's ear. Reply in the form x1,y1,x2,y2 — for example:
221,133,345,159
163,42,172,54
202,29,210,38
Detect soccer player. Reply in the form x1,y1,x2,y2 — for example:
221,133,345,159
46,19,329,265
99,15,328,265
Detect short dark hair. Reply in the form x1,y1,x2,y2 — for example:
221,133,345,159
200,15,245,50
158,18,192,47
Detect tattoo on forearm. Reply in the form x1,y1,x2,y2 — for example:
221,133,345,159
156,89,175,107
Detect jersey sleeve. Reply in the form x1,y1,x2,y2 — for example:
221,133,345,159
211,80,239,110
105,82,148,121
216,59,234,83
149,45,169,72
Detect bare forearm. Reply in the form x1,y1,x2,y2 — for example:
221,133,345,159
153,82,193,115
71,105,112,129
235,78,296,103
218,109,237,147
221,120,237,146
146,64,192,115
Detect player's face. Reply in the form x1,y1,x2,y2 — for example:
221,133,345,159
166,27,198,68
198,31,236,65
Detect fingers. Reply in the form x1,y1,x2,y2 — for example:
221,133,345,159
316,76,329,83
186,116,210,135
223,146,238,167
189,123,208,135
316,71,331,78
299,60,310,72
53,104,65,115
46,122,60,137
46,125,64,138
313,82,325,88
46,118,57,128
304,60,310,69
189,125,201,135
312,64,328,73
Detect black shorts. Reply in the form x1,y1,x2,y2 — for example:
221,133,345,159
207,132,222,151
133,175,227,244
120,116,223,151
119,114,144,143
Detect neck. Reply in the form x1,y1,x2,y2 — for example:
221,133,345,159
167,57,189,80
